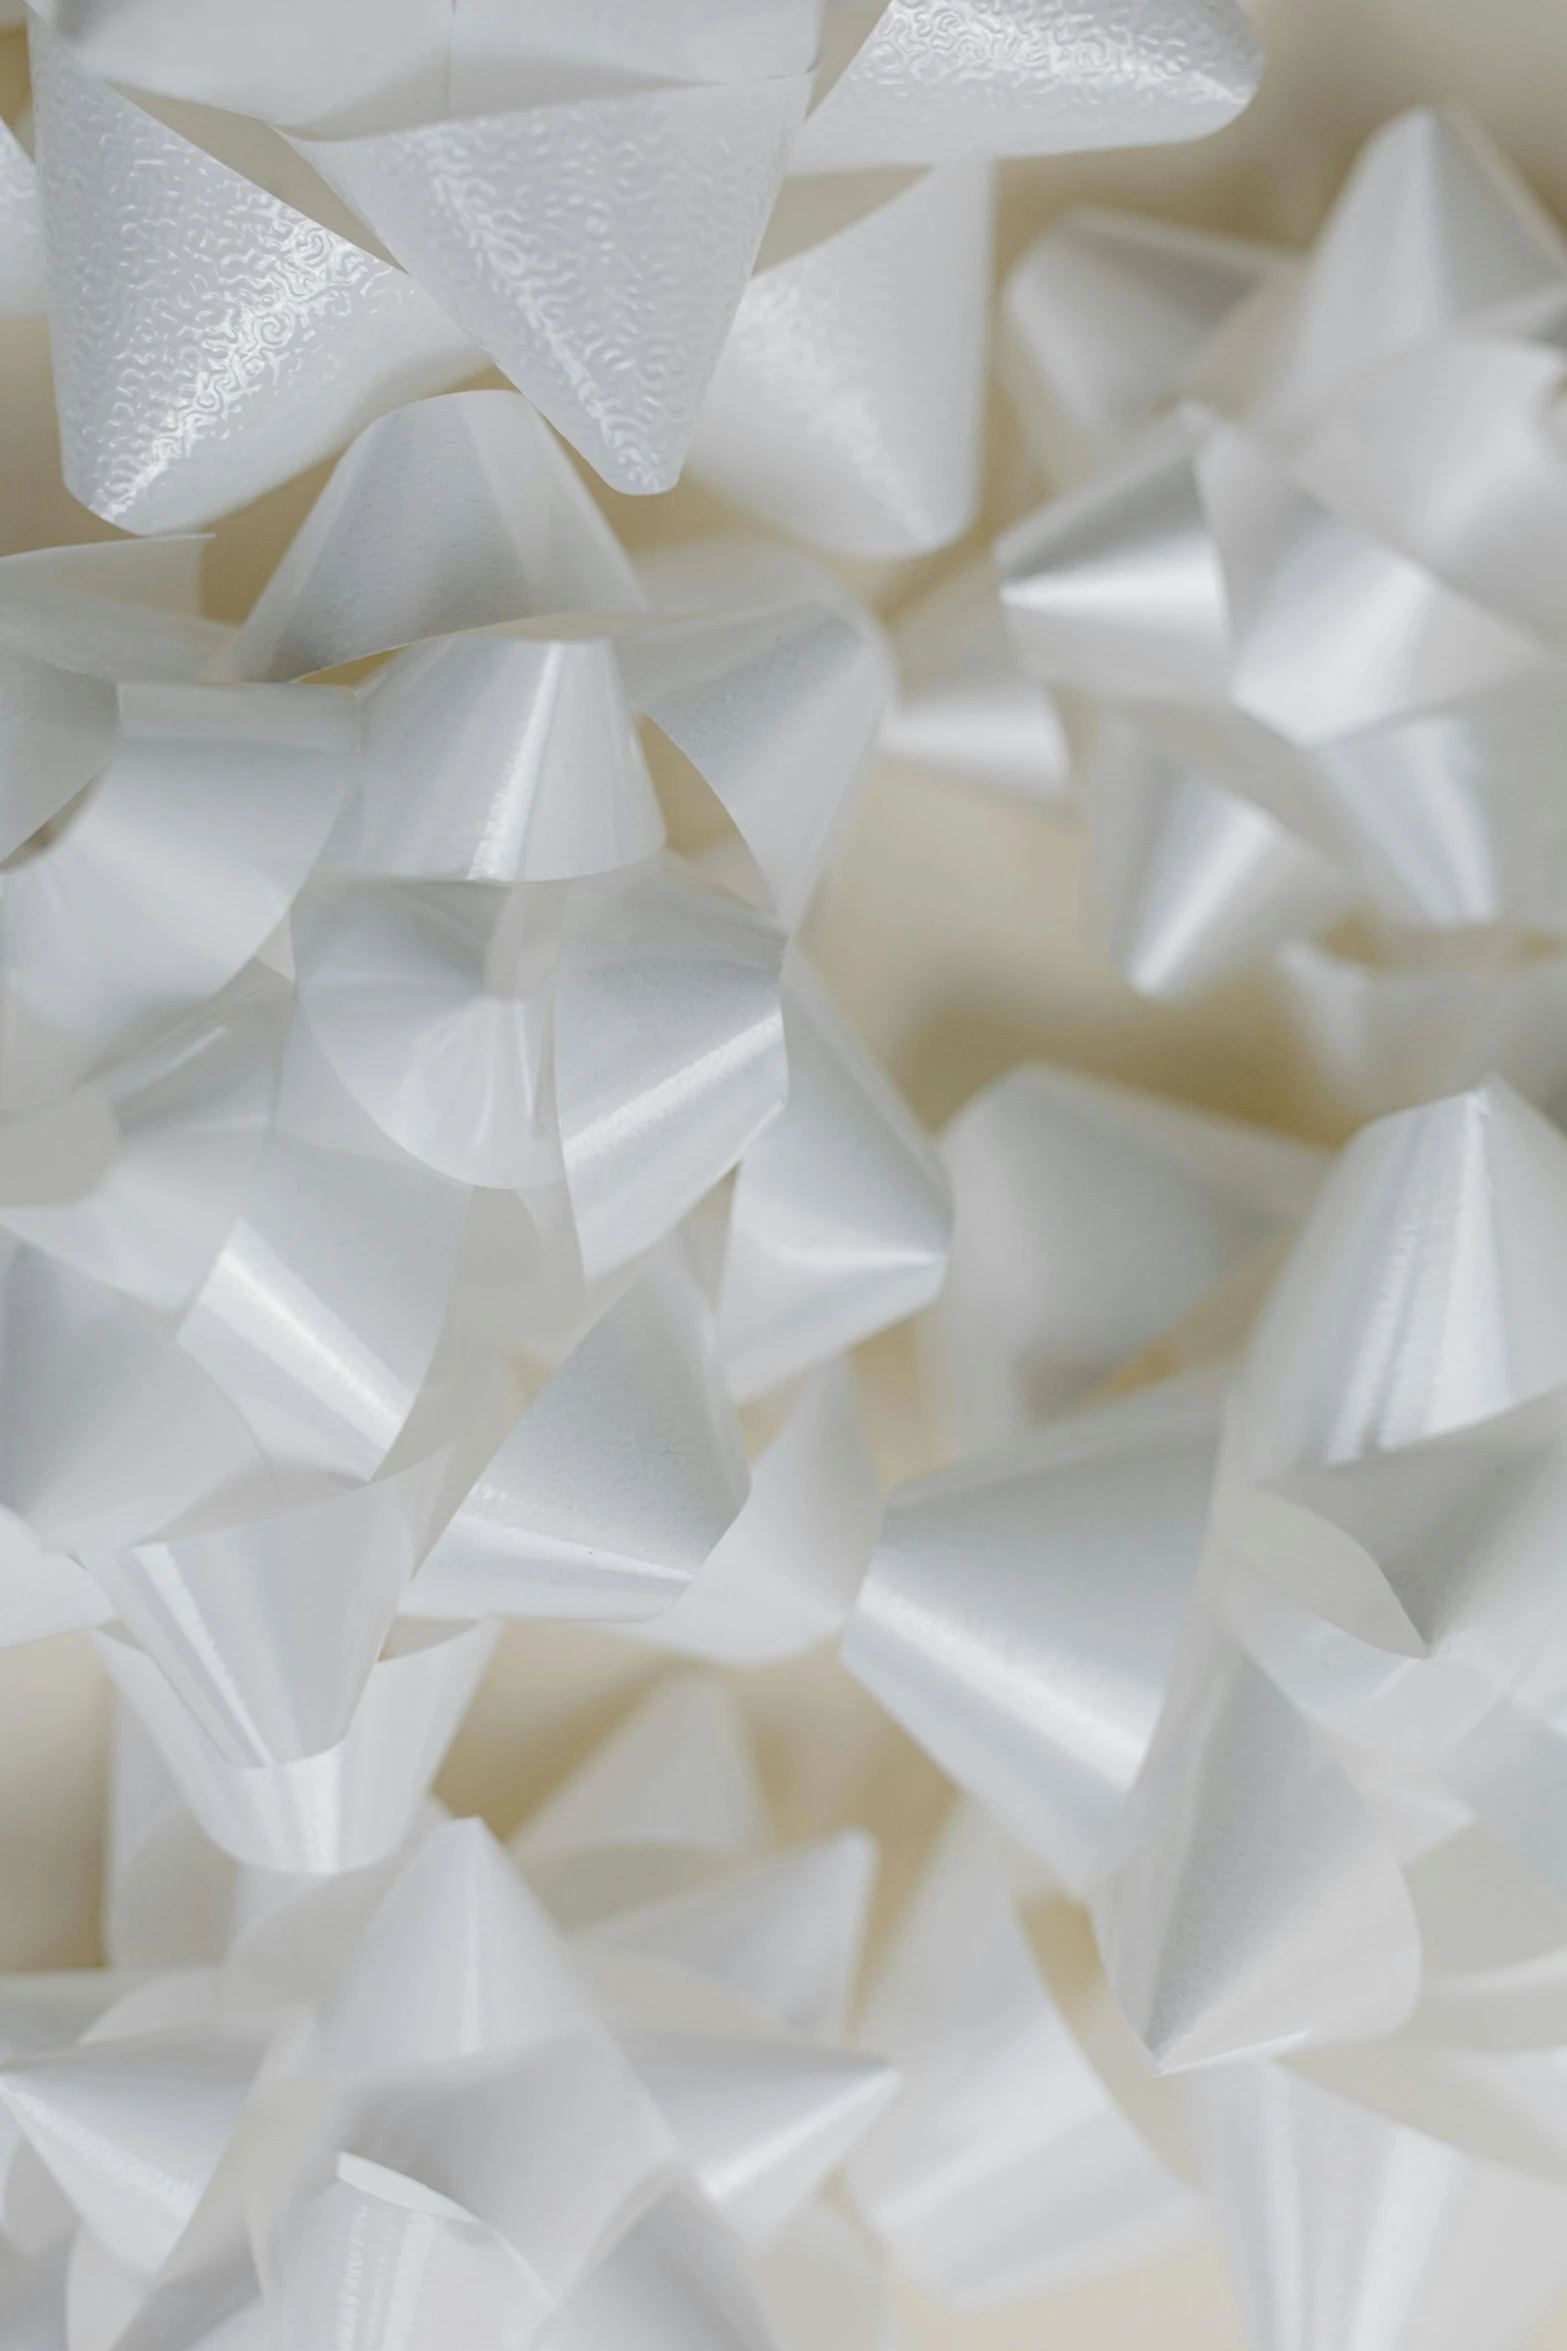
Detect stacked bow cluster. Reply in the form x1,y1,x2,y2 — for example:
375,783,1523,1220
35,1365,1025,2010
0,1675,917,2351
0,375,965,1872
0,0,1258,552
891,105,1567,1123
0,2,1267,1881
842,1059,1567,2347
29,1068,1567,2351
18,5,1567,2350
0,7,1269,2338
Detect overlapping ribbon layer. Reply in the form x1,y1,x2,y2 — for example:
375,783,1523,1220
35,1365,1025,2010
2,0,1259,549
0,384,956,1878
20,11,1567,2348
840,1061,1567,2345
874,106,1567,1121
0,1676,911,2351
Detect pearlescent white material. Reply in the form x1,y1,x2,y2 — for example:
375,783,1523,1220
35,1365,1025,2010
848,1806,1200,2305
313,1818,595,2075
1003,206,1284,478
26,27,1565,2348
449,0,825,100
0,646,117,866
719,959,950,1401
177,1035,470,1482
515,1678,768,1867
30,26,479,536
229,393,643,683
94,1617,495,1873
0,538,227,680
29,0,452,129
1236,1081,1567,1478
0,1677,897,2346
408,1259,748,1625
1094,1615,1423,2070
1255,107,1567,439
620,600,888,925
350,635,664,884
1087,721,1350,1000
689,165,994,559
1299,670,1567,937
0,1242,262,1549
624,2027,896,2246
279,2167,539,2351
1274,932,1567,1128
636,1362,882,1663
326,2029,674,2315
1295,329,1567,658
1221,1082,1567,1691
994,103,1567,1119
844,1375,1219,1894
1191,2061,1567,2351
302,77,810,497
0,682,356,1082
294,881,561,1190
544,2191,780,2351
0,969,285,1311
577,1833,876,2041
930,1061,1323,1449
0,1516,113,1649
0,2020,266,2275
998,406,1228,702
553,862,788,1278
792,0,1260,171
1445,1700,1567,1910
82,1460,445,1769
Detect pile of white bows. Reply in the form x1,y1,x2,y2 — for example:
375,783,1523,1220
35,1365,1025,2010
0,1677,909,2351
891,103,1567,1123
849,1063,1567,2348
13,4,1567,2350
1,0,1258,545
0,0,1259,1871
0,406,961,1869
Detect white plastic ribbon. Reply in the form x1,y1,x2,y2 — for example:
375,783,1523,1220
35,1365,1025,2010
43,19,1567,2351
0,1674,906,2351
226,391,643,683
929,1059,1323,1450
880,556,1072,804
0,367,947,1905
29,23,480,534
299,77,812,499
1191,2061,1567,2351
844,1372,1221,1896
19,0,1261,537
989,106,1567,1121
688,164,995,559
790,0,1260,173
858,1073,1567,2105
847,1802,1202,2305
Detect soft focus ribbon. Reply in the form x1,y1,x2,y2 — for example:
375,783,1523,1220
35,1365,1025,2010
842,1059,1567,2347
0,1677,909,2351
15,14,1567,2351
887,105,1567,1125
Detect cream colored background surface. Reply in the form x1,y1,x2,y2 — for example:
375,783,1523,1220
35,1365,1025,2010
4,3,1567,2341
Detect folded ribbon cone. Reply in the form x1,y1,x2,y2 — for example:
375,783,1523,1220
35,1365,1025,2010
15,13,1567,2351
